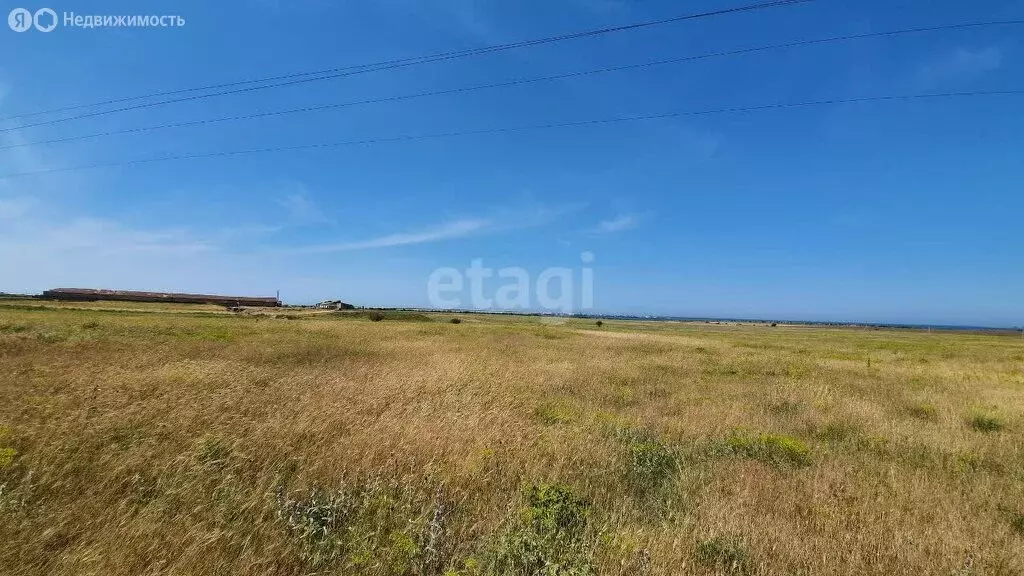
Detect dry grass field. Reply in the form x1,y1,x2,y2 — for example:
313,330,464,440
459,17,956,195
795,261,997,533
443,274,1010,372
1,300,1022,575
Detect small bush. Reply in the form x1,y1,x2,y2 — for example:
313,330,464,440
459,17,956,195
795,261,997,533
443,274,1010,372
595,320,603,328
275,478,437,573
534,401,580,425
725,432,812,468
450,318,462,324
491,483,594,576
907,403,938,422
616,428,680,494
1010,511,1024,536
0,447,17,469
35,331,68,343
0,323,29,333
969,413,1006,433
694,535,751,574
368,312,385,322
812,421,861,442
196,436,232,468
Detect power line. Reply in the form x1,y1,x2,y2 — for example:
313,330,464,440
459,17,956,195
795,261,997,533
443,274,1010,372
3,90,1020,179
0,0,813,132
2,19,1020,151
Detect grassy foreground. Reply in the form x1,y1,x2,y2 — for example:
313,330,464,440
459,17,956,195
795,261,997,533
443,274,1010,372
1,301,1022,575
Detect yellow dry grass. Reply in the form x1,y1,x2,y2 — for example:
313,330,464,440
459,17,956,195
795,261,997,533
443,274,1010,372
0,300,1022,575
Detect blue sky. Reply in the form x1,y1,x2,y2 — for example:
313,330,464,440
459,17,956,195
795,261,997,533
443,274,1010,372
1,0,1022,325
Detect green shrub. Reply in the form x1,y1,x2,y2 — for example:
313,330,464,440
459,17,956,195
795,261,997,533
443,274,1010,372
907,403,938,422
0,447,17,469
36,330,68,343
1010,511,1024,536
0,425,17,471
969,413,1006,433
725,432,812,468
196,436,232,468
450,318,462,324
275,479,435,572
812,421,861,442
694,535,751,574
616,428,680,495
534,401,580,425
491,483,594,576
0,323,28,333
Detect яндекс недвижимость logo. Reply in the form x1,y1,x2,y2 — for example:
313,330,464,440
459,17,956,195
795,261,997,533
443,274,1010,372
8,7,58,32
8,8,185,32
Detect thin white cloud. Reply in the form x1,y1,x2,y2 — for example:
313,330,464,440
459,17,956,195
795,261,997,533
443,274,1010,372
917,46,1003,86
289,218,490,254
277,185,332,226
596,213,639,233
489,200,589,232
0,197,32,219
8,218,214,254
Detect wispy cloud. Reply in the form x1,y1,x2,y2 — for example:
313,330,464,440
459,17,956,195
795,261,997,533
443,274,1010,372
596,213,640,233
0,197,32,219
86,220,211,254
288,218,490,254
4,217,214,254
288,199,586,254
276,185,332,226
917,46,1004,87
489,200,589,232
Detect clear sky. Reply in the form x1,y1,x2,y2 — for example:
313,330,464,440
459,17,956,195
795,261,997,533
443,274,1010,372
1,0,1022,326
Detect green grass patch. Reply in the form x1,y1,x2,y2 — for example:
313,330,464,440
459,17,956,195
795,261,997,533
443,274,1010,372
534,400,581,425
810,420,862,443
0,447,16,469
1010,511,1024,536
969,413,1007,433
724,432,812,468
35,330,69,343
275,478,443,574
337,310,435,322
906,402,939,422
694,535,751,574
0,322,29,333
490,483,594,576
614,427,681,496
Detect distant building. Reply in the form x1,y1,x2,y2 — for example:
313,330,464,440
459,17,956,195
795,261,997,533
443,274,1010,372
41,288,281,307
316,300,355,310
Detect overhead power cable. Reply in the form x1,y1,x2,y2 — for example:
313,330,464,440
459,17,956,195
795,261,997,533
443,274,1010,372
0,0,813,131
2,89,1020,179
1,19,1020,151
